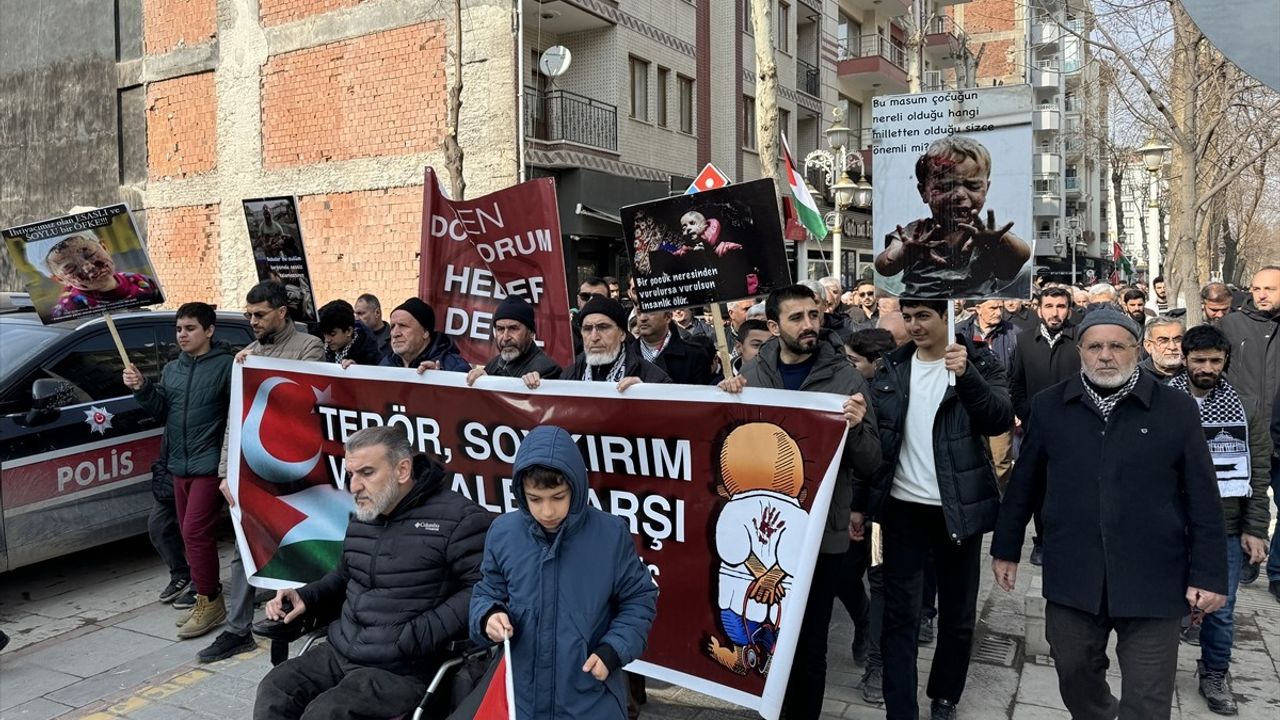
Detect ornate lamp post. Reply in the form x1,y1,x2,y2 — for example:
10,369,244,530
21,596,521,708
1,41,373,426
804,107,872,284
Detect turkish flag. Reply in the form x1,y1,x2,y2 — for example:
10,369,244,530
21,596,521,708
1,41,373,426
447,640,515,720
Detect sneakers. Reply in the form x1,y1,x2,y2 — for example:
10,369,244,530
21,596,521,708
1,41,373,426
159,578,191,604
918,616,935,645
1181,622,1202,646
930,699,958,720
859,665,883,703
172,588,197,610
851,626,869,666
177,594,227,639
1239,561,1260,585
1029,541,1044,567
1197,661,1238,716
197,631,257,664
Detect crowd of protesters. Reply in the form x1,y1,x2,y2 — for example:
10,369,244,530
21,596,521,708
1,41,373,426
125,262,1278,719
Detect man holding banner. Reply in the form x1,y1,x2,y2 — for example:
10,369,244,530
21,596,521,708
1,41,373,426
380,297,470,372
464,295,561,385
718,284,881,720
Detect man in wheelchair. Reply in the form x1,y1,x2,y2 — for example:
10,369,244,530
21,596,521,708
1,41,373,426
253,426,493,719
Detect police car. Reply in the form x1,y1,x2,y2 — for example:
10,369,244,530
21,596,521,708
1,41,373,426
0,294,256,572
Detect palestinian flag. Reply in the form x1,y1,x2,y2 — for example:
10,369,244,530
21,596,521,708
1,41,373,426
782,132,828,241
1112,241,1134,282
447,639,516,720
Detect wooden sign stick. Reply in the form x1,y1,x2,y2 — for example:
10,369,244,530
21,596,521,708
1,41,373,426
103,312,131,368
709,303,736,377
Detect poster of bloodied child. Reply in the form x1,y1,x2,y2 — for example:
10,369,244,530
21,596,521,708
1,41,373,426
242,197,317,322
622,178,792,312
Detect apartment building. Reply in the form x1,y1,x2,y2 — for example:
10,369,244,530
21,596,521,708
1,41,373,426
967,0,1111,285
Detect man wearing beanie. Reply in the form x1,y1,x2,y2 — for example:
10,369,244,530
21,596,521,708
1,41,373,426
523,296,668,390
381,297,470,372
465,295,561,386
992,306,1227,720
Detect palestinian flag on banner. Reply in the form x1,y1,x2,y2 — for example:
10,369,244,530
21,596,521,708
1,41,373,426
782,132,828,242
447,639,516,720
1112,241,1134,281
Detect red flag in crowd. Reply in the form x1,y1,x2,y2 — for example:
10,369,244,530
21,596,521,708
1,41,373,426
446,639,516,720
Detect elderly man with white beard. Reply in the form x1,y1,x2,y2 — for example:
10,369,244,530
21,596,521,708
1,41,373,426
522,296,669,391
992,308,1227,720
459,295,561,386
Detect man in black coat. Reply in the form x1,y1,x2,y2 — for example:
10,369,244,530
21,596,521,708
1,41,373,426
632,308,713,385
991,308,1227,720
1008,286,1080,565
854,298,1013,720
462,295,561,385
255,426,492,720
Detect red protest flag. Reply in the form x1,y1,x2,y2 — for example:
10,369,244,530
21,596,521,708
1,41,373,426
446,639,515,720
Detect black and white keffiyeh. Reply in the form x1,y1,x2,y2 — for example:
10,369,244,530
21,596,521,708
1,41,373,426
1169,373,1252,498
1080,367,1140,421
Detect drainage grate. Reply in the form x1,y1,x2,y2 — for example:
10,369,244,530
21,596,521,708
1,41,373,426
973,634,1018,667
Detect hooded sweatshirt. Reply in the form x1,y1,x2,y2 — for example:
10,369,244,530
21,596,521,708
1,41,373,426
469,426,659,720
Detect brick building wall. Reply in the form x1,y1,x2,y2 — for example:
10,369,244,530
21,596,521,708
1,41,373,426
146,73,217,181
142,0,216,55
259,0,365,27
146,204,220,304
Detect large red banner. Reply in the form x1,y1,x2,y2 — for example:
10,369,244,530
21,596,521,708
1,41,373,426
417,169,573,368
229,358,851,718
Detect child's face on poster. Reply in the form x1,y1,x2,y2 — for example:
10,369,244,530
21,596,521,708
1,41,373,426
917,156,990,229
680,211,708,240
47,237,117,292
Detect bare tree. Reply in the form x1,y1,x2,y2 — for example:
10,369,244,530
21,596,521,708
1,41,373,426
443,0,466,199
749,0,778,179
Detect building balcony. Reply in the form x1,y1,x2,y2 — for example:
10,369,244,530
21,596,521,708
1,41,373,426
797,57,820,97
1065,176,1081,194
522,0,615,33
1035,194,1062,217
523,87,618,153
1033,61,1060,89
837,34,909,95
1034,152,1062,175
1034,107,1061,131
924,16,966,65
1031,15,1058,45
838,0,911,14
923,70,952,92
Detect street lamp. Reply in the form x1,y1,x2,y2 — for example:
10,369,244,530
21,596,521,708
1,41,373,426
1138,137,1171,173
1052,216,1084,286
1137,137,1170,277
804,107,872,285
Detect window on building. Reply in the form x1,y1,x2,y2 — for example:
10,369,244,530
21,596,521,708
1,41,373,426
630,57,650,121
744,0,753,35
837,13,861,57
779,108,790,143
778,2,790,53
678,75,694,133
743,96,757,149
657,67,670,127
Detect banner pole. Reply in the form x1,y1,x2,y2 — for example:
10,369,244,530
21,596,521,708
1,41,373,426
946,303,956,387
103,312,131,367
709,303,736,377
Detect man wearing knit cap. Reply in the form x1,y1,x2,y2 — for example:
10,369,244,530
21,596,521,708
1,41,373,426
380,297,470,372
523,296,668,392
463,295,561,386
992,306,1227,720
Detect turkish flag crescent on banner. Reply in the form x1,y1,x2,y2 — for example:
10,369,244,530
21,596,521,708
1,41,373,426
418,168,574,368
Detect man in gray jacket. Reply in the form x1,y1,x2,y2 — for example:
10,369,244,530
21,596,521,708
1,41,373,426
718,283,881,720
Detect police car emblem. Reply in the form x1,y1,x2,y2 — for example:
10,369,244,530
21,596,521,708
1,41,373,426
84,406,114,435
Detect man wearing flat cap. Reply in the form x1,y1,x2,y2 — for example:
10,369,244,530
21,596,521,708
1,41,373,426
523,296,668,392
380,297,470,372
991,307,1227,720
463,295,561,386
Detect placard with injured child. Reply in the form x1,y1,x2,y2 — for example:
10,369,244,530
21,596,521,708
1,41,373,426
2,204,164,323
871,86,1034,300
622,178,791,311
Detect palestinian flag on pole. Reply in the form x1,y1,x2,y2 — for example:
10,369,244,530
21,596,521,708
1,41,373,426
447,639,516,720
1113,241,1134,282
782,132,828,241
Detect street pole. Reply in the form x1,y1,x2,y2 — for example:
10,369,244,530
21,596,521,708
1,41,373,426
831,208,844,285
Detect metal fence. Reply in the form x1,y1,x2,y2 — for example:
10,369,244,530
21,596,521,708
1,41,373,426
836,34,907,69
797,58,820,96
523,86,618,152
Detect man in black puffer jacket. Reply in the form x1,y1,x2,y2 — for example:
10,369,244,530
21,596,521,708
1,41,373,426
254,426,492,720
854,298,1012,720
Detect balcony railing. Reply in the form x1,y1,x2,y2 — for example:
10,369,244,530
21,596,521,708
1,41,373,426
797,58,820,97
923,70,949,92
523,86,618,152
837,34,907,69
927,15,961,39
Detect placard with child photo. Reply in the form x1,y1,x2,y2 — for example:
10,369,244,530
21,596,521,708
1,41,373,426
2,204,164,323
870,86,1034,300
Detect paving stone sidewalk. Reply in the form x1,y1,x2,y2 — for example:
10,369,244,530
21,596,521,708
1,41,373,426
3,531,1278,719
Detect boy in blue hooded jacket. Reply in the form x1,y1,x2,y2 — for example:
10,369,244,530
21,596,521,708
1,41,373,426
469,425,659,719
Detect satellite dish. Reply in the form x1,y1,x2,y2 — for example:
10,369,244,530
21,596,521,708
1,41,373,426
538,46,572,78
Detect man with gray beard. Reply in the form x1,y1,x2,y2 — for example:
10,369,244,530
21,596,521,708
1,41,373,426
461,295,561,385
524,296,670,390
1139,316,1185,384
992,308,1226,720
